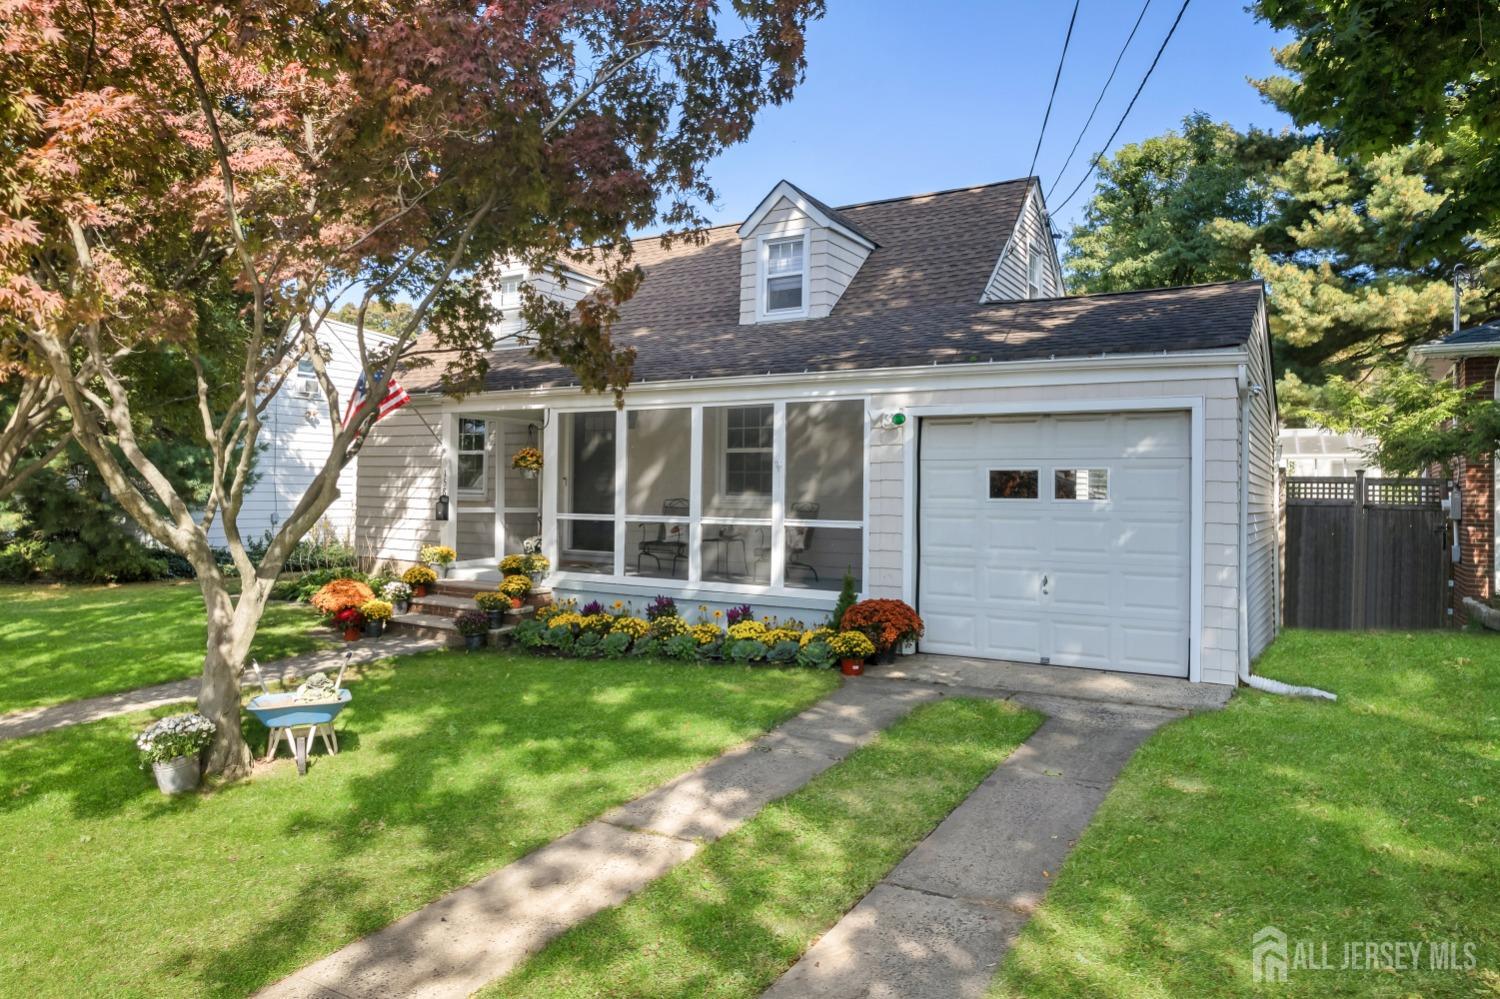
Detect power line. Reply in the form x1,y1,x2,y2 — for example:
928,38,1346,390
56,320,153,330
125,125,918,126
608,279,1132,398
1046,0,1154,201
1051,0,1193,214
1027,0,1082,180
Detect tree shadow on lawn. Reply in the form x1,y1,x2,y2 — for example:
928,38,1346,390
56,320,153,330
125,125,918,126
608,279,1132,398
159,654,833,997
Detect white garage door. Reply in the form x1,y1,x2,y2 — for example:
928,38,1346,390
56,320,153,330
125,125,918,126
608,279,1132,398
919,411,1191,677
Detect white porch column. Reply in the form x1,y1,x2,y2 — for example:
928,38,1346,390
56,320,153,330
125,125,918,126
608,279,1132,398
441,410,458,552
688,406,703,583
542,410,559,571
770,401,787,588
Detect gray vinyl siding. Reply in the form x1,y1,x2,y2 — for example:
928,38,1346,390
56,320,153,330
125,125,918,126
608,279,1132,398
354,400,445,567
982,185,1063,302
1245,298,1280,658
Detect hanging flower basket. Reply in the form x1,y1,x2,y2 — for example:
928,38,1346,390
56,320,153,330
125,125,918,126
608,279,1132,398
511,446,543,479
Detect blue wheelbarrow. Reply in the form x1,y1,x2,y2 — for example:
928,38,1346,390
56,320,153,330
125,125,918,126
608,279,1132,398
247,654,353,776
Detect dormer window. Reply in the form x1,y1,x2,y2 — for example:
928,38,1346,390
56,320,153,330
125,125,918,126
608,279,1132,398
497,275,522,315
1027,241,1047,299
761,235,807,318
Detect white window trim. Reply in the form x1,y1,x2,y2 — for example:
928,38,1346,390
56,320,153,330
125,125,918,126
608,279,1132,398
544,396,868,598
456,417,489,496
756,232,810,322
716,403,775,507
1026,240,1048,299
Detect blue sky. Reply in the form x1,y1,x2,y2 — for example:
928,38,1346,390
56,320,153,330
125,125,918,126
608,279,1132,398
700,0,1294,235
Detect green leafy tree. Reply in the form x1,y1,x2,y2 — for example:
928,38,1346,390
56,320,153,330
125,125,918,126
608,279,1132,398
1064,114,1295,293
1320,365,1500,477
332,300,415,338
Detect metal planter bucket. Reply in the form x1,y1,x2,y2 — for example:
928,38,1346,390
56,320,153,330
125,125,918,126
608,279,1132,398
152,755,200,795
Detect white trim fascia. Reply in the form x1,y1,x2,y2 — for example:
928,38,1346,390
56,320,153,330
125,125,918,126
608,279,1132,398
1408,341,1500,360
437,349,1252,413
900,395,1207,684
736,180,877,250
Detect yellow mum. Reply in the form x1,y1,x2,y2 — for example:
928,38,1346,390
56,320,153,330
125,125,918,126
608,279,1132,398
689,623,723,645
611,617,650,639
726,620,768,641
799,627,835,648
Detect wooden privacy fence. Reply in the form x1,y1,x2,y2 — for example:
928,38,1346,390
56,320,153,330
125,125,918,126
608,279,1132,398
1284,473,1448,629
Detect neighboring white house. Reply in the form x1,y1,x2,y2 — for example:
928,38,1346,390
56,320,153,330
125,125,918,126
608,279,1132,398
358,177,1280,686
205,319,396,549
1279,427,1380,477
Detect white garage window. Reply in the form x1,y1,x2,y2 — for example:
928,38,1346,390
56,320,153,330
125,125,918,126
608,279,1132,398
1055,468,1109,501
988,469,1038,499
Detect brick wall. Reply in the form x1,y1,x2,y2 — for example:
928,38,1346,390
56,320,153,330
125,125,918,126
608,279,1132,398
1453,357,1496,623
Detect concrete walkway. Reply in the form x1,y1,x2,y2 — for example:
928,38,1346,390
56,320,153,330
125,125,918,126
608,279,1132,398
0,635,444,742
761,688,1183,999
257,681,946,999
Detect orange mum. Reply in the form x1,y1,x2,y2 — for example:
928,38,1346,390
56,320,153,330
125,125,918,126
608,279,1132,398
310,579,376,616
840,599,924,653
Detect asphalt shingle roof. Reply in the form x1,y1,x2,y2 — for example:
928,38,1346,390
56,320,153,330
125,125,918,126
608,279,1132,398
404,179,1263,393
1428,320,1500,348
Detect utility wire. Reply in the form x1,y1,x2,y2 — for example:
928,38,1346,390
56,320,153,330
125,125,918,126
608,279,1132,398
1046,0,1154,201
1027,0,1082,180
1051,0,1193,214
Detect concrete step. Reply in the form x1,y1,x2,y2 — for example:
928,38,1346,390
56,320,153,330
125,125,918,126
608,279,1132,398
408,594,538,621
432,579,553,608
386,612,516,648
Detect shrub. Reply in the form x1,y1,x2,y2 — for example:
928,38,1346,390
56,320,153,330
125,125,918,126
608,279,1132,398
796,640,836,670
402,564,438,587
360,599,394,622
474,591,509,612
645,594,678,621
768,639,801,663
0,539,47,582
840,599,924,652
830,570,858,629
420,545,457,567
513,618,547,649
310,579,376,617
600,632,632,658
631,637,663,659
270,568,365,602
455,610,490,637
664,634,699,660
729,639,769,663
499,574,532,598
828,630,876,659
135,712,216,767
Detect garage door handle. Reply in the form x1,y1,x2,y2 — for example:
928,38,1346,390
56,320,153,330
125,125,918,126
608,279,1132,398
1041,574,1049,594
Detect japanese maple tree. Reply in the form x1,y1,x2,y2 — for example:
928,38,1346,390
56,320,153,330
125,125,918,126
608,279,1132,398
1,0,822,776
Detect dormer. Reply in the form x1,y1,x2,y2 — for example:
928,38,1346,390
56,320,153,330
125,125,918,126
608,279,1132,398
737,181,878,324
981,180,1065,302
488,258,601,347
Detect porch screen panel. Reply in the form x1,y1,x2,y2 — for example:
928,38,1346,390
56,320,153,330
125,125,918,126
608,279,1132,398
558,411,615,574
626,409,691,516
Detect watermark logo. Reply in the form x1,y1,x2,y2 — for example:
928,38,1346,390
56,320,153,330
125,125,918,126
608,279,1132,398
1252,925,1478,982
1253,926,1288,983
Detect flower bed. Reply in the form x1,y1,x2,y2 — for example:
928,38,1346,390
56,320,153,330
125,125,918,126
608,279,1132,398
511,598,849,669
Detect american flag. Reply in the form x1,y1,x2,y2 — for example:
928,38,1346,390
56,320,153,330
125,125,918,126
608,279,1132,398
342,371,411,429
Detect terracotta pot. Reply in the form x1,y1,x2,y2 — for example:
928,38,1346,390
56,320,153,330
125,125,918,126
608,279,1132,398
510,597,524,609
840,658,864,676
343,625,361,641
413,584,429,598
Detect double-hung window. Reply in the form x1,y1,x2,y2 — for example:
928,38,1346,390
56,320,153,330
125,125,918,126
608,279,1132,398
762,236,806,316
1027,241,1048,299
457,418,488,494
722,405,774,497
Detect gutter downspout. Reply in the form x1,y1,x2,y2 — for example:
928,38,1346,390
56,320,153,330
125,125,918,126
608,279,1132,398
1237,364,1337,701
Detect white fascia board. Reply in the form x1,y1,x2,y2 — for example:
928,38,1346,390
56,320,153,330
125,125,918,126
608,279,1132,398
1409,341,1500,360
438,347,1251,413
735,180,877,250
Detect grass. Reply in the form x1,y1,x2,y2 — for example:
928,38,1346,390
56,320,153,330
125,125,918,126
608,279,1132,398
989,630,1500,998
0,580,329,715
0,650,838,997
485,697,1043,999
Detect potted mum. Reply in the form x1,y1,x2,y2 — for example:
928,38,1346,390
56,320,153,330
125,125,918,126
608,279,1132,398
840,598,924,665
511,446,543,479
474,590,508,627
500,573,532,608
455,610,490,650
361,599,393,638
311,579,376,641
828,630,876,676
382,580,412,614
403,564,438,598
136,712,215,794
420,544,458,577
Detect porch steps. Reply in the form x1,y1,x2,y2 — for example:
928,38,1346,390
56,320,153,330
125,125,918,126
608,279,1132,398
385,612,518,649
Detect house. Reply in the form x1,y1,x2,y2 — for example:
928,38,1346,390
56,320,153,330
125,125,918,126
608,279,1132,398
358,178,1281,685
206,318,395,550
1279,427,1380,477
1411,320,1500,621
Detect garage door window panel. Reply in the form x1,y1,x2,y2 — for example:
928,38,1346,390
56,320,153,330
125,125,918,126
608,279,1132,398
1055,468,1109,501
988,469,1038,499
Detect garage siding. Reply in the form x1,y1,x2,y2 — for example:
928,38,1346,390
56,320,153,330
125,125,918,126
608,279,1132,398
864,375,1245,686
1245,301,1280,658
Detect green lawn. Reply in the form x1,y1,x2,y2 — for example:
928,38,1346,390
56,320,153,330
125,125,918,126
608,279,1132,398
0,581,329,715
0,651,838,997
989,630,1500,998
486,697,1043,999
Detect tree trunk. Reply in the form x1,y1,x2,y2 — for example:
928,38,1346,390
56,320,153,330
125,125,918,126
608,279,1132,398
196,576,269,779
